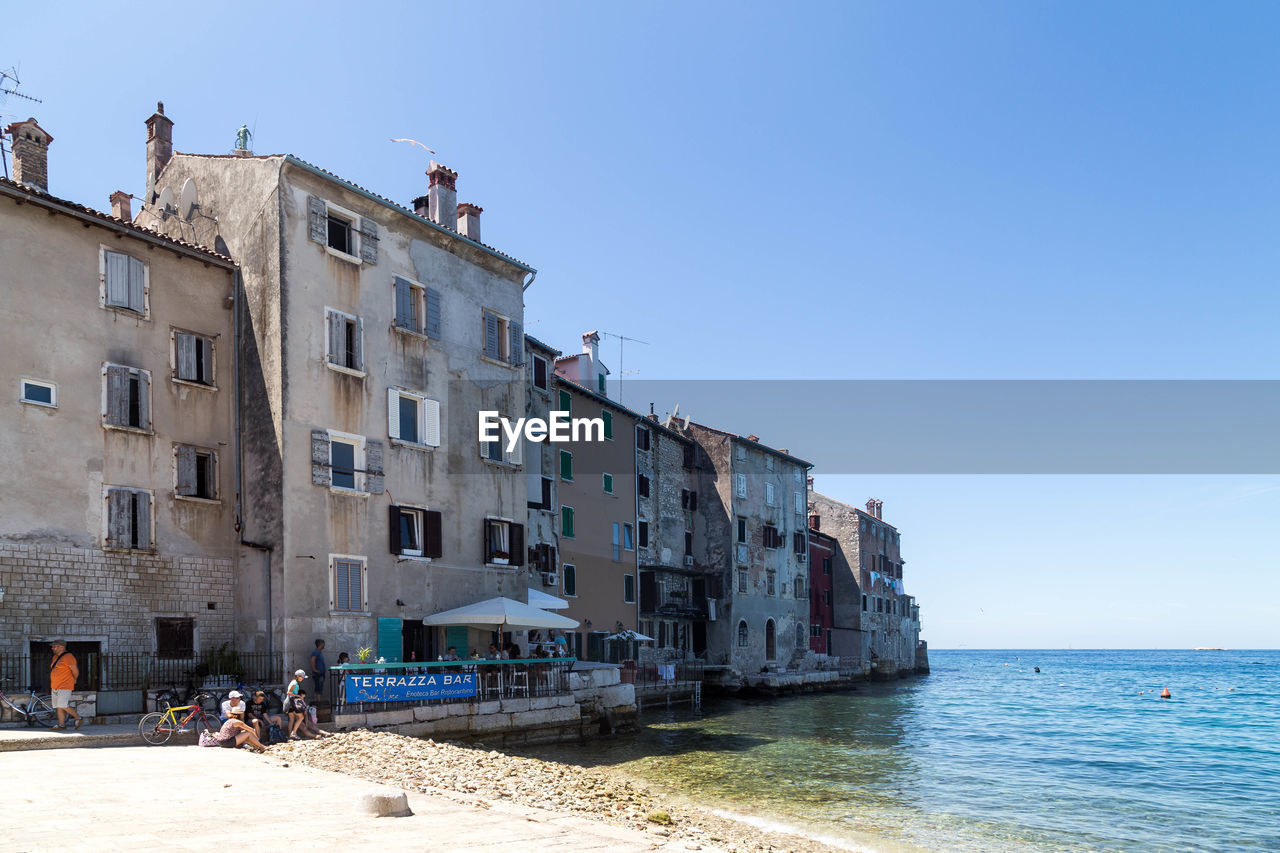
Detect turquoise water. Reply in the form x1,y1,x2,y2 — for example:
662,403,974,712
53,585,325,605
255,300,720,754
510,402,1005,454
520,650,1280,852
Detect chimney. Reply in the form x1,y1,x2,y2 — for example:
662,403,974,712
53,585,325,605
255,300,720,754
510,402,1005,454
875,500,883,519
456,203,483,242
426,161,458,229
747,435,760,443
145,101,174,203
412,195,430,218
809,513,821,531
5,118,53,193
582,330,600,363
807,476,815,489
866,499,877,515
110,191,133,222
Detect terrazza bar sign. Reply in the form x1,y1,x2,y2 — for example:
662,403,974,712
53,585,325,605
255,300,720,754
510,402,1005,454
345,672,477,702
478,411,605,452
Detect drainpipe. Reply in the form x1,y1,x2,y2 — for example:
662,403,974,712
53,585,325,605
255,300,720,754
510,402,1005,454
522,270,537,292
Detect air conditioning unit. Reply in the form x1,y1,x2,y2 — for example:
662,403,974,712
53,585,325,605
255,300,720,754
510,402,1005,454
797,553,808,563
683,555,695,567
542,572,558,586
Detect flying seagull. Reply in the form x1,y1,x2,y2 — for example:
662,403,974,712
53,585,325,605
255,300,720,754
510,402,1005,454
391,137,437,154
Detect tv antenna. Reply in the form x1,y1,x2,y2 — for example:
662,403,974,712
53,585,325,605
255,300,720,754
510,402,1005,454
598,330,649,405
0,66,43,180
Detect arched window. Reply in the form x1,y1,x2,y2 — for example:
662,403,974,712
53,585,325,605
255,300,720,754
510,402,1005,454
765,618,777,661
737,620,749,647
796,623,806,648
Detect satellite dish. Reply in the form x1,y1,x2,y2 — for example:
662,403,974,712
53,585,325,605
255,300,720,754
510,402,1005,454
179,178,198,221
156,186,175,218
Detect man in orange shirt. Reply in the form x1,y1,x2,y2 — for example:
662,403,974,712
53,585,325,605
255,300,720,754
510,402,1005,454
49,640,83,730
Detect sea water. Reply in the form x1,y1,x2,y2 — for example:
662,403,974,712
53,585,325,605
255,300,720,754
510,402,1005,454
519,650,1280,852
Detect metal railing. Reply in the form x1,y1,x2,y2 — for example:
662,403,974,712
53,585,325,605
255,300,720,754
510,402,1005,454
627,659,704,687
326,658,577,712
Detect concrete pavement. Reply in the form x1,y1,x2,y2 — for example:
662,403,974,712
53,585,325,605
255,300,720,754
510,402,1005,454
1,740,717,853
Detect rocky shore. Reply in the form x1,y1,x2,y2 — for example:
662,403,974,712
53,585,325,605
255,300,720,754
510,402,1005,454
270,731,854,853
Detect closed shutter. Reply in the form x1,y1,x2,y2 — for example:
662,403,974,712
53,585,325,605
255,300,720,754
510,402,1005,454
388,505,402,554
333,561,349,610
127,256,146,313
394,278,414,329
482,519,493,562
365,439,384,494
387,389,401,440
106,489,127,548
507,431,522,465
135,492,152,550
483,312,500,359
562,506,574,538
795,491,804,514
558,389,571,413
422,399,441,447
510,524,525,566
766,483,775,506
310,430,331,485
200,337,214,384
509,321,522,366
137,371,151,430
560,450,572,480
352,318,364,371
359,218,378,264
104,365,126,425
424,510,443,558
602,411,613,440
308,196,327,243
377,618,402,662
176,446,197,496
425,286,442,339
736,474,747,499
105,251,129,308
176,333,197,381
326,312,343,364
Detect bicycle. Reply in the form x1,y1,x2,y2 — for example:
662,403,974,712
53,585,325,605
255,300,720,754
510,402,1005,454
0,677,58,727
137,693,221,745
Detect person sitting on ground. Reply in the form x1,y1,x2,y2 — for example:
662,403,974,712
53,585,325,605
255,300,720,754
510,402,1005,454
245,690,283,741
212,706,267,752
220,689,246,722
289,690,331,739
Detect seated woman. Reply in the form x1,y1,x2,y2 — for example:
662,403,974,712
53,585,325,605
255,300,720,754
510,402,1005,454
289,690,332,740
213,706,267,752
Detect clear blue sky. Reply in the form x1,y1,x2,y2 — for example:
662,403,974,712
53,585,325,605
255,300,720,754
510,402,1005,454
4,2,1276,647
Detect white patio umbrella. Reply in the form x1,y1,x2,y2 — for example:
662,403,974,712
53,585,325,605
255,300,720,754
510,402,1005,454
603,631,656,642
422,596,579,630
527,588,569,610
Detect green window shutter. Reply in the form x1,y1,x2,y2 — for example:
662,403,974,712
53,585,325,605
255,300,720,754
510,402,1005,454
560,450,573,481
598,374,606,393
561,506,575,538
602,473,613,494
377,618,402,663
558,389,571,413
602,410,613,440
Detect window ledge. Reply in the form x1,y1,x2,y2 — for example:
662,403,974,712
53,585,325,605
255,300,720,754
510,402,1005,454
391,438,436,451
329,610,370,617
393,324,433,341
481,458,521,469
103,305,150,321
174,494,221,505
103,546,156,554
478,356,517,370
484,562,519,570
102,423,154,436
534,385,551,396
324,245,363,265
328,486,370,497
325,362,367,379
171,377,218,392
20,399,57,409
395,554,433,563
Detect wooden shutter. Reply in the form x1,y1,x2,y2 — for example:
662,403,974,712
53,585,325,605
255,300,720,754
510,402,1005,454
422,398,441,447
326,311,343,364
135,492,152,550
388,505,402,554
137,371,151,430
105,251,130,307
200,337,214,384
176,446,197,496
766,483,775,506
510,524,525,566
352,317,364,371
176,333,197,381
425,287,442,339
394,278,414,329
311,430,331,485
482,518,493,562
308,196,327,243
509,321,523,365
386,389,401,440
106,489,127,548
562,506,574,538
359,218,378,264
104,365,126,425
365,439,384,494
424,510,443,558
507,430,522,465
127,256,146,313
541,477,552,508
333,561,349,610
483,312,500,359
602,411,613,440
560,450,572,480
736,474,747,498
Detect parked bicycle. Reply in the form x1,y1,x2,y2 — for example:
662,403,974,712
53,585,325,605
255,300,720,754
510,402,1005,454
0,677,58,727
137,693,220,745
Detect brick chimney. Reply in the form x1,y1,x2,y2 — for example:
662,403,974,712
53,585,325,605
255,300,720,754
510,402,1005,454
5,118,53,193
809,512,821,531
110,190,133,222
426,161,458,229
145,101,174,203
412,194,430,218
457,202,483,242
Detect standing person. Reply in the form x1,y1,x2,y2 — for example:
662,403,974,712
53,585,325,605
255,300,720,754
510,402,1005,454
48,640,83,730
309,639,327,697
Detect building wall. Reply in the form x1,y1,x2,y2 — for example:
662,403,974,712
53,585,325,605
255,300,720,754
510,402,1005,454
524,337,560,596
0,187,237,656
808,532,835,654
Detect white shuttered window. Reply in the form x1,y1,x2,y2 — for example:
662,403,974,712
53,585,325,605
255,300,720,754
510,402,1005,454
387,389,441,447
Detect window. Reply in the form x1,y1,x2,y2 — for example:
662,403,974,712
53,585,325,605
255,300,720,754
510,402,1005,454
637,474,650,498
155,617,194,659
330,433,361,490
794,491,805,515
325,308,363,373
484,519,524,566
598,373,607,394
737,518,747,544
811,625,822,638
101,248,147,315
794,468,803,484
736,445,747,462
388,389,441,447
796,624,806,648
479,413,521,465
681,489,698,510
175,445,217,500
623,574,636,604
795,577,806,598
735,473,747,499
328,210,353,254
532,355,548,390
766,455,775,472
862,594,868,612
737,620,749,647
738,569,749,593
560,449,573,481
682,444,695,468
558,389,571,413
765,482,776,507
766,571,776,596
482,309,522,365
312,429,382,494
561,506,575,538
171,330,215,386
638,520,649,548
563,564,578,597
602,473,614,494
102,364,151,431
684,531,693,556
330,556,366,613
823,557,832,576
529,543,556,574
389,506,443,558
531,476,552,510
763,525,782,550
824,589,832,606
636,426,650,451
307,196,377,263
612,523,620,560
393,276,442,338
793,531,807,555
20,378,56,408
602,410,613,440
104,486,152,551
623,523,634,550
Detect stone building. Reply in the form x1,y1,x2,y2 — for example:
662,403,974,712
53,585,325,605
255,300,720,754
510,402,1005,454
806,524,842,656
677,422,812,677
523,334,561,602
137,105,535,667
0,117,238,685
809,491,924,677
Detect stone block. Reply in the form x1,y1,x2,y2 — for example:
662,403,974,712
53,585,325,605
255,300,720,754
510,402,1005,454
355,787,412,817
470,712,512,733
333,713,365,729
366,709,414,727
599,684,635,708
499,696,532,714
473,699,501,715
413,704,447,722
